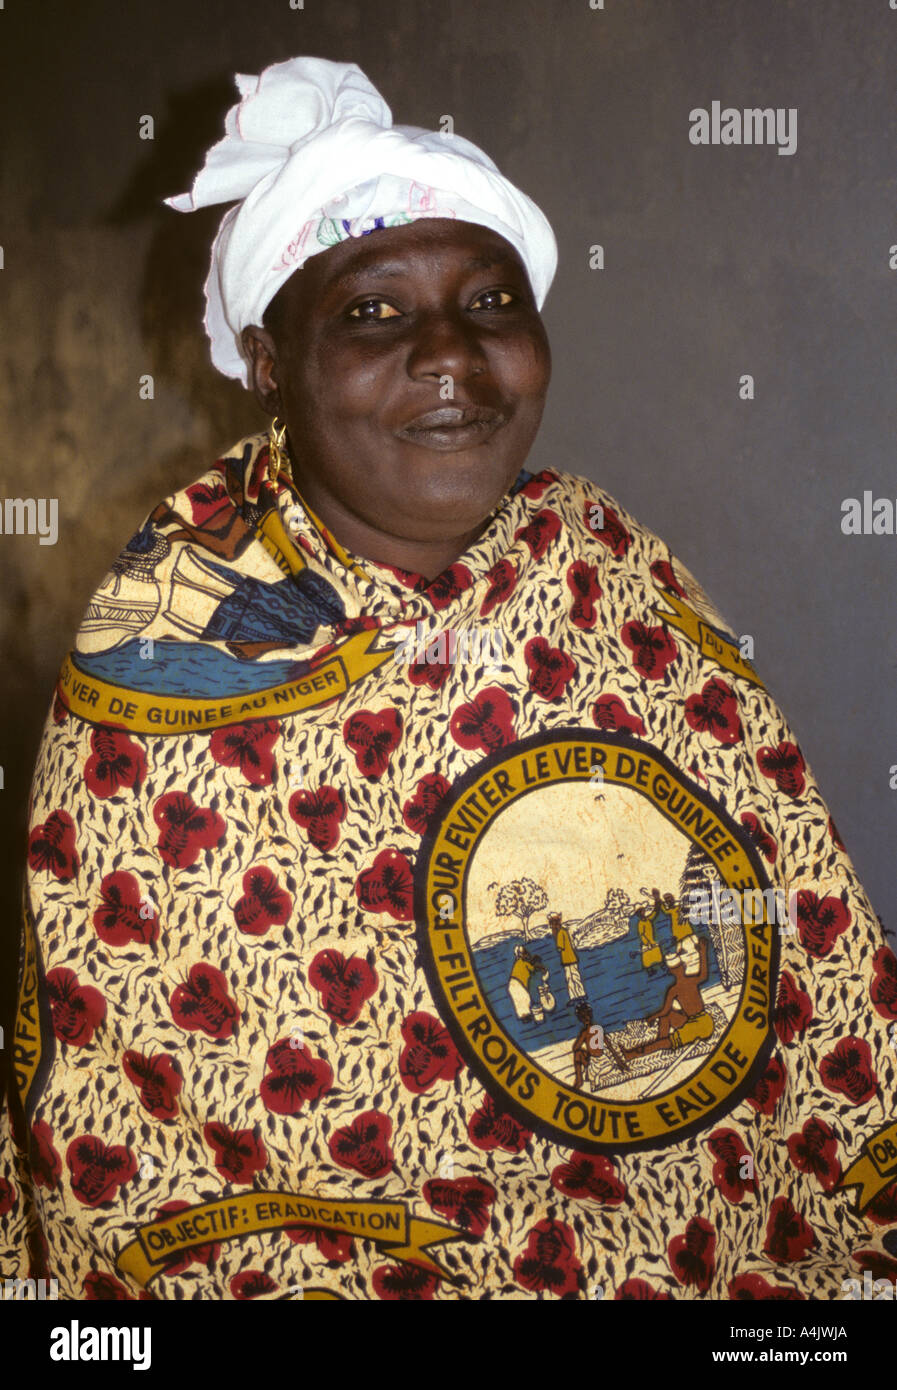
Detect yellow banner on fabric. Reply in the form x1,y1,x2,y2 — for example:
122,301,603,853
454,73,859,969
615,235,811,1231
12,896,45,1114
651,590,764,688
58,629,395,734
117,1191,466,1288
838,1121,897,1214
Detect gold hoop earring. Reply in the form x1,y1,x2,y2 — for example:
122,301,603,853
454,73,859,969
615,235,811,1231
267,417,292,484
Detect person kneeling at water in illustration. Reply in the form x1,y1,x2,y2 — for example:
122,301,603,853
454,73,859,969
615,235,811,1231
508,945,549,1023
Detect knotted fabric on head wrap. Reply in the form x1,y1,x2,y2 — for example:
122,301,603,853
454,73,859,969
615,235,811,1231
166,56,558,386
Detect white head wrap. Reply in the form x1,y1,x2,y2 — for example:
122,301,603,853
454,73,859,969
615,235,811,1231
166,57,557,386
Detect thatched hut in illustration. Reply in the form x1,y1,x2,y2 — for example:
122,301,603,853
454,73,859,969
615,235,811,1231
678,845,745,989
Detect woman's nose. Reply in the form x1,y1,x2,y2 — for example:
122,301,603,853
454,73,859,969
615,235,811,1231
405,310,488,382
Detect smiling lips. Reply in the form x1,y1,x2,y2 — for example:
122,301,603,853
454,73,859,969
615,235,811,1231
397,404,505,452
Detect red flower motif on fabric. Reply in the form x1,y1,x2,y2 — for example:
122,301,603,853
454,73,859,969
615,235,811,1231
468,1094,532,1153
850,1250,897,1282
728,1273,804,1300
649,558,686,598
518,468,559,500
0,1178,15,1217
773,972,814,1045
209,719,280,786
30,1121,61,1190
328,1110,393,1179
230,1271,278,1299
566,559,602,630
356,847,414,921
705,1129,757,1204
122,1051,183,1121
745,1055,787,1116
154,1200,220,1274
260,1038,332,1116
794,890,851,959
592,693,646,736
28,809,79,881
398,1012,463,1093
285,1224,355,1263
288,785,346,854
46,968,106,1047
203,1123,267,1184
402,773,451,837
450,686,516,753
308,948,378,1025
684,676,744,745
740,812,778,864
764,1197,816,1263
828,816,846,851
66,1136,136,1207
871,946,897,1021
153,792,225,868
407,646,452,690
422,1176,495,1238
668,1216,716,1291
615,1279,672,1300
84,727,147,798
94,871,157,946
169,963,239,1040
343,707,403,779
621,620,678,680
514,1219,582,1297
786,1117,841,1191
865,1180,897,1226
550,1152,627,1205
819,1036,877,1105
756,742,806,798
427,562,473,610
372,1264,438,1300
374,562,427,591
524,636,576,701
333,613,380,638
515,508,561,560
480,558,517,617
185,478,229,525
233,864,292,935
583,500,632,558
83,1272,135,1300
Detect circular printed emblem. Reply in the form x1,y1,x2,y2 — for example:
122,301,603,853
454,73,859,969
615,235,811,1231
414,731,779,1154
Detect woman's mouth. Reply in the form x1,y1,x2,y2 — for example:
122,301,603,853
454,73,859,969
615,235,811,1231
396,405,505,452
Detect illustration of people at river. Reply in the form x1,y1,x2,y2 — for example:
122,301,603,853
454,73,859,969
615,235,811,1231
623,933,714,1059
631,888,693,972
506,945,555,1023
479,872,736,1097
571,1001,630,1089
548,911,587,1004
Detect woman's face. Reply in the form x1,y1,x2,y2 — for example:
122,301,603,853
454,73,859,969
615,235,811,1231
242,218,551,571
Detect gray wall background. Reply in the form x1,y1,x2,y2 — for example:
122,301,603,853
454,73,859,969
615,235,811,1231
1,0,894,1049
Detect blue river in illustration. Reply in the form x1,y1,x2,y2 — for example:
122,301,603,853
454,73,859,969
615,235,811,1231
473,925,722,1054
75,640,311,696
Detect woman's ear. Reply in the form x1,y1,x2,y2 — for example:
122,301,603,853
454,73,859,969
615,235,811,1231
241,326,282,415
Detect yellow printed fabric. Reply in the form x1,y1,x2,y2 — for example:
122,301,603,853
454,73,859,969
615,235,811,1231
510,960,537,990
555,927,578,968
1,433,894,1301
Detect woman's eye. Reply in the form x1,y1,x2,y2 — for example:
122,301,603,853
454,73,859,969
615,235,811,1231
348,300,402,320
472,289,515,310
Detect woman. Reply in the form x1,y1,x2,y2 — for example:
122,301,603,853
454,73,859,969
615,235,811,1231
2,56,893,1302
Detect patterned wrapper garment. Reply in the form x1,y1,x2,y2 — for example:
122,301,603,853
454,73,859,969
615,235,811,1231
2,432,895,1302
